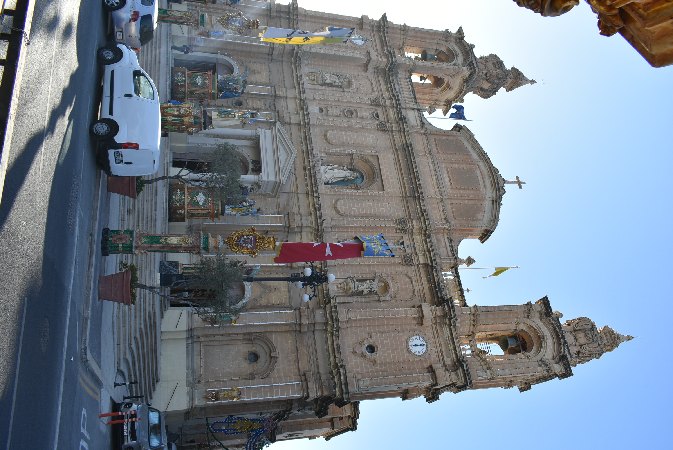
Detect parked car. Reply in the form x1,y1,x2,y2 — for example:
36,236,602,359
115,401,176,450
104,0,159,49
91,43,161,176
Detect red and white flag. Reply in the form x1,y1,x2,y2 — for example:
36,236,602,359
274,242,363,263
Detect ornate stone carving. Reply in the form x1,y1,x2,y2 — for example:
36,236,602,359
394,217,410,233
320,164,364,185
402,254,414,266
369,95,385,106
376,121,389,131
225,227,276,257
455,256,476,267
562,317,633,366
513,0,673,67
204,388,242,403
338,277,389,296
306,71,352,89
470,54,536,99
513,0,579,17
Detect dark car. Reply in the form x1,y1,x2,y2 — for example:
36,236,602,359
115,402,175,450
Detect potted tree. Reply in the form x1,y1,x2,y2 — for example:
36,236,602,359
98,263,138,305
106,176,139,198
99,256,248,325
164,254,248,325
137,143,245,204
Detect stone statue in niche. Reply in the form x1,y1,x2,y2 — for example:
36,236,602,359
306,71,352,89
352,278,379,295
338,277,384,296
320,164,364,186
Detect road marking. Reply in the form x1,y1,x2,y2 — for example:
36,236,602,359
80,407,90,440
79,372,99,402
52,51,86,444
80,407,90,449
87,43,98,124
4,298,28,449
51,139,82,449
38,26,61,176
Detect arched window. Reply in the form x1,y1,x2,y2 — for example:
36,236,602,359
436,49,455,63
463,331,535,357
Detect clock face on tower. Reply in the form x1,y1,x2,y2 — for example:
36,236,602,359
408,335,428,356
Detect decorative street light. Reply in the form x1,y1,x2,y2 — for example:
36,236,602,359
242,265,335,302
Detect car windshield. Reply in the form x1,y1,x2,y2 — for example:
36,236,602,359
148,408,164,448
139,15,154,44
141,0,154,5
133,71,155,100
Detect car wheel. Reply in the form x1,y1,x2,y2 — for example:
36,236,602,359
97,46,123,65
90,119,119,140
103,0,126,12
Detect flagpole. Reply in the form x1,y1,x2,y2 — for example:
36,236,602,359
481,266,519,279
427,117,473,121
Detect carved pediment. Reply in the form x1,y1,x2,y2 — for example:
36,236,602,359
258,122,297,195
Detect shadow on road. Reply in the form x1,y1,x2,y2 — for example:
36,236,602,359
0,2,110,448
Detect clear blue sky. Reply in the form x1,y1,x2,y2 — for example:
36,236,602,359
273,1,673,449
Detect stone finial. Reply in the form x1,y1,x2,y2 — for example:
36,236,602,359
562,317,632,366
513,0,579,17
504,67,537,92
470,54,536,99
597,325,634,353
455,256,476,267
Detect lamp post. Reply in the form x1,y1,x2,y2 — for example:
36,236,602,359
242,266,335,302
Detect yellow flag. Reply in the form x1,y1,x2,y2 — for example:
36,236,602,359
482,266,518,279
261,36,344,45
259,26,355,45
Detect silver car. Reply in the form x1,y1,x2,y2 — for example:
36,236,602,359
116,402,175,450
104,0,159,48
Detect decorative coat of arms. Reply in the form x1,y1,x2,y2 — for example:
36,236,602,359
225,227,276,257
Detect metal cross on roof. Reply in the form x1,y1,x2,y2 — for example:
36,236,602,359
504,176,526,189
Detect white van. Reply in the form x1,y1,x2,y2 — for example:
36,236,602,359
91,43,161,176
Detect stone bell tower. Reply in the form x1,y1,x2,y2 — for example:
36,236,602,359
392,26,535,115
454,297,631,392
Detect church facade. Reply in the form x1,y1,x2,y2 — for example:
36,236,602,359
152,1,630,448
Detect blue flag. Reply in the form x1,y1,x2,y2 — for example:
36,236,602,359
358,234,395,257
449,104,467,120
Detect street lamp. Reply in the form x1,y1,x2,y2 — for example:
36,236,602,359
242,265,335,301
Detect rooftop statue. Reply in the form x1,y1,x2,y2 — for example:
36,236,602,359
513,0,580,16
513,0,673,67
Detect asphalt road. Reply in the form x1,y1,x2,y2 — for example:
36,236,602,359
0,1,115,448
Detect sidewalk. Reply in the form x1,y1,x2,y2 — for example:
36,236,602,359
81,1,172,411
